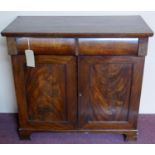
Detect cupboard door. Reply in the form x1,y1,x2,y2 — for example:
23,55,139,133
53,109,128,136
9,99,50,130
78,56,144,130
12,55,77,130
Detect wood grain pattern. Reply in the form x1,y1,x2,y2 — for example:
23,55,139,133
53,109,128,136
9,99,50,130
79,38,138,56
6,37,17,55
138,38,148,56
25,64,67,122
78,56,144,130
4,16,153,141
16,38,75,55
11,55,29,128
89,63,132,121
11,55,77,131
1,16,153,37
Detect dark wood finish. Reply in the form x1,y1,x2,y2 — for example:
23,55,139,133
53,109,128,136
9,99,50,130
138,38,149,56
11,55,77,137
78,56,144,130
1,16,153,38
123,132,138,141
16,38,76,55
79,38,138,56
1,16,153,141
18,129,32,140
6,37,17,55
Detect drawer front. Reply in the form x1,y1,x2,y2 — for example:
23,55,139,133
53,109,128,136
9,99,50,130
79,38,139,55
16,38,76,55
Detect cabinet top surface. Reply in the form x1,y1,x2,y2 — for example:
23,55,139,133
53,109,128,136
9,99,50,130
1,16,154,37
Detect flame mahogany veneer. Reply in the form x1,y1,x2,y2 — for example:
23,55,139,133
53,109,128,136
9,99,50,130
1,16,153,141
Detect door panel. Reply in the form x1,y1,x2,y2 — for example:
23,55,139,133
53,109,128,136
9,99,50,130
89,63,132,121
25,63,67,122
12,55,77,130
78,56,144,129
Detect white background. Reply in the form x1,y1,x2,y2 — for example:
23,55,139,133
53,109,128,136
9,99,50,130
0,11,155,113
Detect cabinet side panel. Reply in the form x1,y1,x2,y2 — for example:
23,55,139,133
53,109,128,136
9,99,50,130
11,56,28,127
128,57,145,128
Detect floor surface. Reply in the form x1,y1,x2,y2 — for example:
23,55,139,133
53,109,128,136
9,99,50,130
0,114,155,144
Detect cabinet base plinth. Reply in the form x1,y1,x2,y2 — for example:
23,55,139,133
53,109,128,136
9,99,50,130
18,129,138,141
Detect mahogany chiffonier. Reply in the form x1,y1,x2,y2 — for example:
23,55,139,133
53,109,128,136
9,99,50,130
1,16,153,141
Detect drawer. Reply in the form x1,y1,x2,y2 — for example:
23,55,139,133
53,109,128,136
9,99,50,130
16,38,76,55
79,38,139,55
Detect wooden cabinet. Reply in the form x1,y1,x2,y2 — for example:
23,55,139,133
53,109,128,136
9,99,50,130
1,16,153,141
